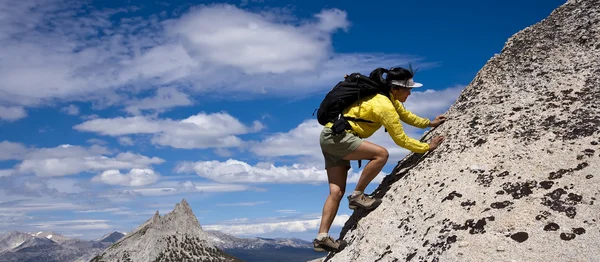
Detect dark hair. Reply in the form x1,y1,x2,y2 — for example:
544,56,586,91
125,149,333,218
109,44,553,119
369,64,417,89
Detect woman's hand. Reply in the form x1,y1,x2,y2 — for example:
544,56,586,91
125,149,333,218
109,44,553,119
429,115,447,127
428,136,445,150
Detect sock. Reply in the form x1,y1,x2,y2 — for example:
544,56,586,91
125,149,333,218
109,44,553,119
351,190,363,197
317,233,329,240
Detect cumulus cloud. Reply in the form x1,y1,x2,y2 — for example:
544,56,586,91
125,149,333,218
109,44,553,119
74,112,265,149
403,85,465,118
15,144,164,177
116,180,256,197
204,214,350,236
216,201,269,207
175,159,386,184
0,141,29,160
0,0,431,109
0,106,27,121
92,168,160,187
124,87,193,115
61,104,80,115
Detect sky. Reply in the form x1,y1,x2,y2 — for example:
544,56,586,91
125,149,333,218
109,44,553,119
0,0,567,241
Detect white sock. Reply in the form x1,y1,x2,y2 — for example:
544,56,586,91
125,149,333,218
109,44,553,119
351,190,363,197
317,233,329,240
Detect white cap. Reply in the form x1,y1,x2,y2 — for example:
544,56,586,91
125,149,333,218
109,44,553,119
390,78,423,88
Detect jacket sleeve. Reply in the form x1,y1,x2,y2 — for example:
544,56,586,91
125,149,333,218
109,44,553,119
376,99,430,153
392,99,430,128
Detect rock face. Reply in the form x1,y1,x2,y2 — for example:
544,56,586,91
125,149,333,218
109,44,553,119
91,199,241,262
326,0,600,261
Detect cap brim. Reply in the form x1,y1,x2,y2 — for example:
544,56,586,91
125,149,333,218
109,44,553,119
391,80,423,88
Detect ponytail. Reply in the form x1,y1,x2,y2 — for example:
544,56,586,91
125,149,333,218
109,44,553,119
368,67,389,86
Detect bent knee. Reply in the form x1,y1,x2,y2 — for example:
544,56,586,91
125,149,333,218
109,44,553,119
329,188,345,201
375,147,389,160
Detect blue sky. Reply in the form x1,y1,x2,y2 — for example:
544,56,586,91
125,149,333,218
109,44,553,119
0,0,566,241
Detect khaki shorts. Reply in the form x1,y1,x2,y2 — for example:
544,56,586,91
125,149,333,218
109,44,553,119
320,127,363,169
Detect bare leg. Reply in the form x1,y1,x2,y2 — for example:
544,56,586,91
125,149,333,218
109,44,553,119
343,140,389,192
317,165,348,235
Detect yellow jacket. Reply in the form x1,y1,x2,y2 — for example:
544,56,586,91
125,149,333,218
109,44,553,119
327,92,431,153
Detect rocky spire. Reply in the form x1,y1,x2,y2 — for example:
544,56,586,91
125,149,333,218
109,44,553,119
325,0,600,261
91,199,241,262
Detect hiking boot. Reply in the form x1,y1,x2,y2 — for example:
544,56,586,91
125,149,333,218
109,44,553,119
313,236,342,252
348,193,382,210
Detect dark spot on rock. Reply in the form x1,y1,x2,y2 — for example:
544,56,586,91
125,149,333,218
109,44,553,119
491,201,513,209
576,162,589,170
560,233,576,241
536,211,551,220
496,190,505,195
549,169,569,180
439,183,445,187
573,228,586,235
474,139,486,146
497,171,510,177
512,107,523,112
501,180,537,199
583,149,595,156
442,191,463,202
592,141,598,145
452,216,494,234
422,240,429,247
544,223,560,231
468,116,480,128
476,173,494,187
587,175,594,179
540,181,554,189
541,188,582,219
424,214,435,221
461,200,476,207
510,232,528,243
447,235,457,244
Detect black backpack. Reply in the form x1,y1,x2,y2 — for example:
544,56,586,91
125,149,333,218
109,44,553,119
314,72,391,135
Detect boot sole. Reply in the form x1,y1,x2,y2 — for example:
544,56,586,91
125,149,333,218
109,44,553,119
313,246,339,252
349,199,381,210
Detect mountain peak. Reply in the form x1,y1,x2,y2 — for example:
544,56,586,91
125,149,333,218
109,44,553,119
91,200,241,262
327,0,600,261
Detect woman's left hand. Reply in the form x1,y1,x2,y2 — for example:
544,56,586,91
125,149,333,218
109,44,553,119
429,115,447,127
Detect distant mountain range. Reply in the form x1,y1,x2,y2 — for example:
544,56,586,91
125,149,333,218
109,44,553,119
0,200,323,262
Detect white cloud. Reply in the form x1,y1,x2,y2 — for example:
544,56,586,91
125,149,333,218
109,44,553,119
403,85,464,118
74,112,265,149
118,137,134,146
0,106,27,121
0,169,14,177
124,87,193,115
0,201,84,213
28,219,112,231
0,141,28,160
204,214,350,236
250,119,321,158
276,209,300,214
15,144,164,177
98,180,257,198
92,168,160,187
176,159,386,184
0,0,432,109
216,201,269,207
61,104,80,115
